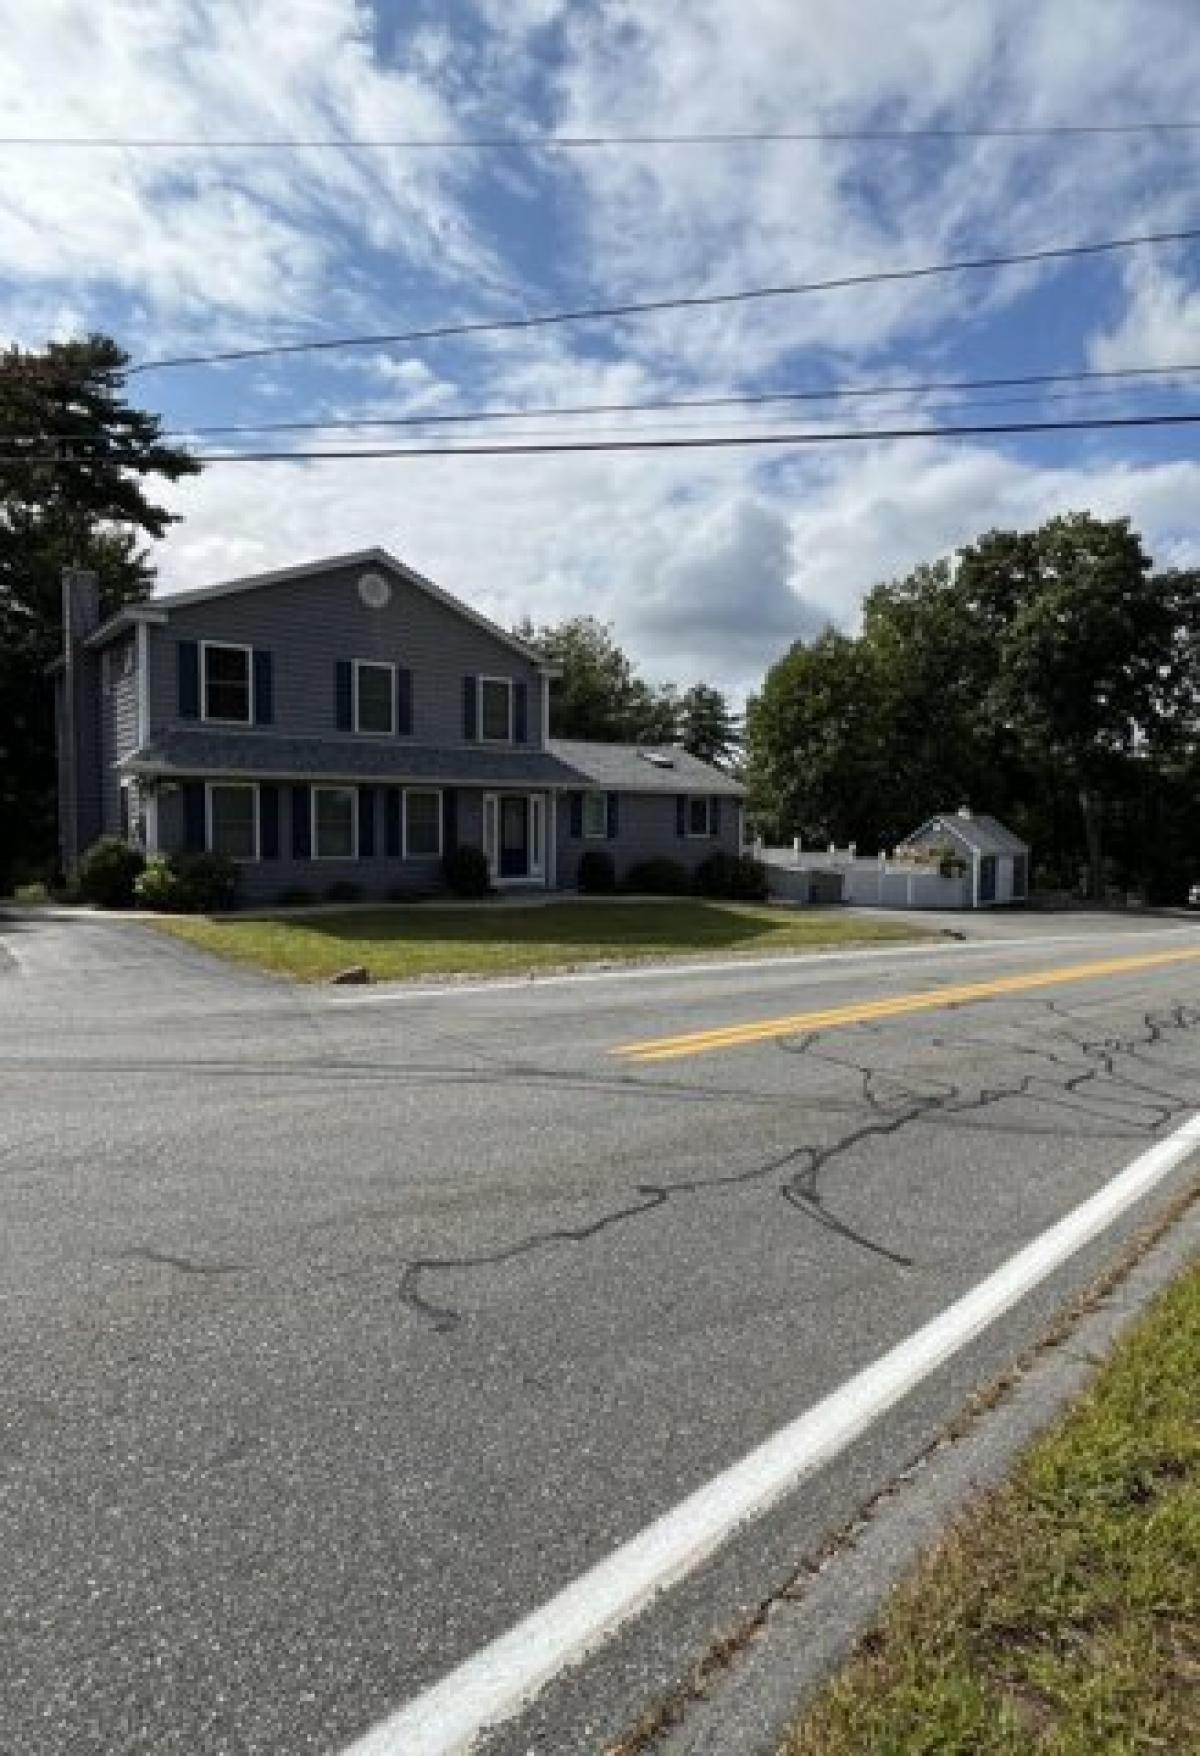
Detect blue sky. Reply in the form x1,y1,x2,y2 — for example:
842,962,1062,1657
4,0,1200,693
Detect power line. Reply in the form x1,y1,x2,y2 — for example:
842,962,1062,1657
4,121,1200,150
152,360,1200,438
127,225,1200,375
7,410,1200,464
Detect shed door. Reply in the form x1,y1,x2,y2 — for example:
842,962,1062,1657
979,854,998,903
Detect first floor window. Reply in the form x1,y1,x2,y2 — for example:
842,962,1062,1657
404,789,442,858
480,677,513,742
687,796,715,837
208,783,257,859
203,643,252,722
313,786,356,859
582,790,608,838
355,661,395,735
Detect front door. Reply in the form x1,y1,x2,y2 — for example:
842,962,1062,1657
499,794,529,878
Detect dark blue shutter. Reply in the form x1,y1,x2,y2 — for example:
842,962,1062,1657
358,786,375,858
292,785,311,858
384,788,401,857
676,795,687,838
711,797,721,837
514,681,528,743
396,667,413,737
443,787,458,855
606,791,619,840
463,675,478,740
253,650,274,725
335,660,353,731
182,780,205,851
570,792,583,838
178,641,200,719
259,784,279,859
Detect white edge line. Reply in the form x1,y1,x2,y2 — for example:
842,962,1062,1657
324,928,1199,1008
340,1111,1200,1756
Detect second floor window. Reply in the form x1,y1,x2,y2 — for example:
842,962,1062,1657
203,643,252,723
355,661,395,735
480,677,513,742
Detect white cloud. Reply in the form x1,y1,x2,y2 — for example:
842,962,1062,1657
5,0,1200,699
1090,258,1200,371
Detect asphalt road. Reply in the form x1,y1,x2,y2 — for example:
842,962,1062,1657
2,908,1198,1756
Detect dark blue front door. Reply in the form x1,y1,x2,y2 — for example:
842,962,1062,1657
499,795,528,878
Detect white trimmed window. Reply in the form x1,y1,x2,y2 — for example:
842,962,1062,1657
354,660,395,735
687,796,715,837
582,791,608,839
312,786,356,860
479,676,513,742
207,782,258,860
403,789,442,859
202,643,252,723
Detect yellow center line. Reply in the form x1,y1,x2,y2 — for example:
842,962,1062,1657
612,944,1200,1063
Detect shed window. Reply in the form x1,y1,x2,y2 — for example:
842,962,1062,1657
355,661,395,735
582,791,608,839
207,783,258,860
313,786,356,860
202,644,252,723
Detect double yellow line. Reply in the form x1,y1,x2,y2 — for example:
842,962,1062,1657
613,943,1200,1064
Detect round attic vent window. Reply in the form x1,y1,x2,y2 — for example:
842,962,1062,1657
357,570,391,609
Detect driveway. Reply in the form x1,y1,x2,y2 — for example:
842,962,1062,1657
2,908,1198,1754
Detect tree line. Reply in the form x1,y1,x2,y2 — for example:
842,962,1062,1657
746,515,1198,902
2,336,1196,902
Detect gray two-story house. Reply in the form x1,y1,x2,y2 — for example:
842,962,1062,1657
55,549,745,901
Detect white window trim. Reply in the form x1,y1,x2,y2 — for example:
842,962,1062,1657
478,675,514,744
582,789,608,840
309,786,356,860
200,640,254,726
353,658,397,737
402,787,443,860
686,795,715,838
205,780,260,862
529,793,545,879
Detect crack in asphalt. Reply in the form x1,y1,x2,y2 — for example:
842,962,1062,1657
394,997,1200,1333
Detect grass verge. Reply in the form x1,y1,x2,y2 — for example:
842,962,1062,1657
150,900,927,983
780,1259,1200,1756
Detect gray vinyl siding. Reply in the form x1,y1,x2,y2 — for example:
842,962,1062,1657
555,790,742,890
157,783,486,905
146,560,544,747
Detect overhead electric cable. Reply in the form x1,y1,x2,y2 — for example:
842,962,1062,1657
124,226,1200,374
7,409,1200,465
4,121,1200,149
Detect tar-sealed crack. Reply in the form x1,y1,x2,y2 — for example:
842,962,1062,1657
396,998,1200,1332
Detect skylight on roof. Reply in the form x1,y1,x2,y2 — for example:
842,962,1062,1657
639,750,675,768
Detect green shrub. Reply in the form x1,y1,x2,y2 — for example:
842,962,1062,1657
276,886,317,908
173,852,238,913
577,849,617,894
694,851,769,901
324,879,363,905
731,854,769,901
134,855,181,910
77,836,145,909
624,856,691,896
443,845,491,898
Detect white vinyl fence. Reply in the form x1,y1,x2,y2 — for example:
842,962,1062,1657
759,846,970,910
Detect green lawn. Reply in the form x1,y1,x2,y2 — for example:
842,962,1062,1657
781,1257,1200,1756
151,900,927,983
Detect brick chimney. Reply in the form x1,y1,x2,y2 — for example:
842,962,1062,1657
59,568,102,875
